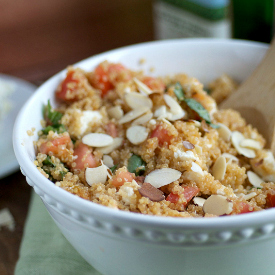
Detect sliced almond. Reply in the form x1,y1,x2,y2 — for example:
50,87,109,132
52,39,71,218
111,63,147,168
191,162,203,175
169,111,185,121
154,105,167,118
98,137,123,154
85,164,108,186
163,94,185,115
187,119,201,128
144,168,181,188
212,156,227,181
133,77,153,95
203,195,233,215
243,192,257,200
231,131,256,158
118,106,149,124
82,133,114,147
131,112,153,126
160,117,172,125
247,170,264,188
102,155,114,168
240,139,262,150
107,105,124,120
138,182,165,202
125,92,152,109
183,140,195,150
217,123,231,141
193,197,206,207
126,125,148,145
221,153,239,163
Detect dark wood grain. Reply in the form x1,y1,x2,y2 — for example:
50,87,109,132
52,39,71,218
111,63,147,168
0,1,154,274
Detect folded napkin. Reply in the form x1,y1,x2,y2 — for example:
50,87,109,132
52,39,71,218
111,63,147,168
15,191,102,275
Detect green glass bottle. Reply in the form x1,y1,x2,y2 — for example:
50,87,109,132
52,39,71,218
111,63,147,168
232,0,274,43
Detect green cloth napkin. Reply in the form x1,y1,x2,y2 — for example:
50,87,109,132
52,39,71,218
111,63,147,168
15,191,102,275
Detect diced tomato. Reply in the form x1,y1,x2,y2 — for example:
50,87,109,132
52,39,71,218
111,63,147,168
233,201,254,214
39,135,72,155
105,122,117,138
111,169,134,187
141,76,165,92
73,142,97,170
90,62,130,97
150,125,173,146
166,186,200,206
56,70,84,102
266,192,275,208
166,192,179,204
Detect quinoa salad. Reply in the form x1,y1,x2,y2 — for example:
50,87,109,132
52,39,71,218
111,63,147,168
34,61,275,218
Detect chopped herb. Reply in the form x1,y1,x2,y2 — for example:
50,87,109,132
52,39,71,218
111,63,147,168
43,100,63,125
110,165,117,173
209,123,220,129
172,82,212,124
71,138,76,145
173,82,185,101
205,88,211,95
43,156,56,167
59,170,67,179
184,98,211,124
41,124,67,135
127,154,146,176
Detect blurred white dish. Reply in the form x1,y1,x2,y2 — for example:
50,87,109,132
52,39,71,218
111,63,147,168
0,74,36,179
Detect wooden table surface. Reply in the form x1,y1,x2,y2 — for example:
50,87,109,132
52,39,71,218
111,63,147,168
0,1,154,274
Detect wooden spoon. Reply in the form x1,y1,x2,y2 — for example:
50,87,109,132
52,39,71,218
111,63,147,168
220,38,275,153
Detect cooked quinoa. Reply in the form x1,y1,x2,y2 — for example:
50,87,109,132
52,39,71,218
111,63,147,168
34,61,275,218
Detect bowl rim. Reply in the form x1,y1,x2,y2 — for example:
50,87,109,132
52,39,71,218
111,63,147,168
13,38,275,229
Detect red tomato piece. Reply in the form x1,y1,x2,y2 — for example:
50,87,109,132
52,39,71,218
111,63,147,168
166,192,179,204
141,76,165,92
111,169,134,187
39,135,72,155
150,125,172,146
91,63,130,97
266,192,275,208
73,143,97,170
56,70,82,102
233,201,254,214
167,186,200,206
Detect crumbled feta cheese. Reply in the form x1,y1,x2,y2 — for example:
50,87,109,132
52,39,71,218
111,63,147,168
191,162,203,175
119,185,135,205
174,150,197,161
79,110,102,135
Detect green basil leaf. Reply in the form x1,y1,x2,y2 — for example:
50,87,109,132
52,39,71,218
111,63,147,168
44,100,63,125
110,165,117,173
173,82,185,101
184,98,211,124
59,170,67,179
43,156,56,168
41,124,66,135
127,154,146,176
209,123,220,129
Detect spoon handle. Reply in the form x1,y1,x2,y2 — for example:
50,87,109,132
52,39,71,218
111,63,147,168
220,38,275,150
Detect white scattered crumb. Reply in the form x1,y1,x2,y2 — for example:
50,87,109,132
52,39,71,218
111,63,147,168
0,208,15,231
139,58,146,65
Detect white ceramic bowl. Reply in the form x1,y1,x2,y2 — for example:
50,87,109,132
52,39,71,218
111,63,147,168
13,39,275,275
